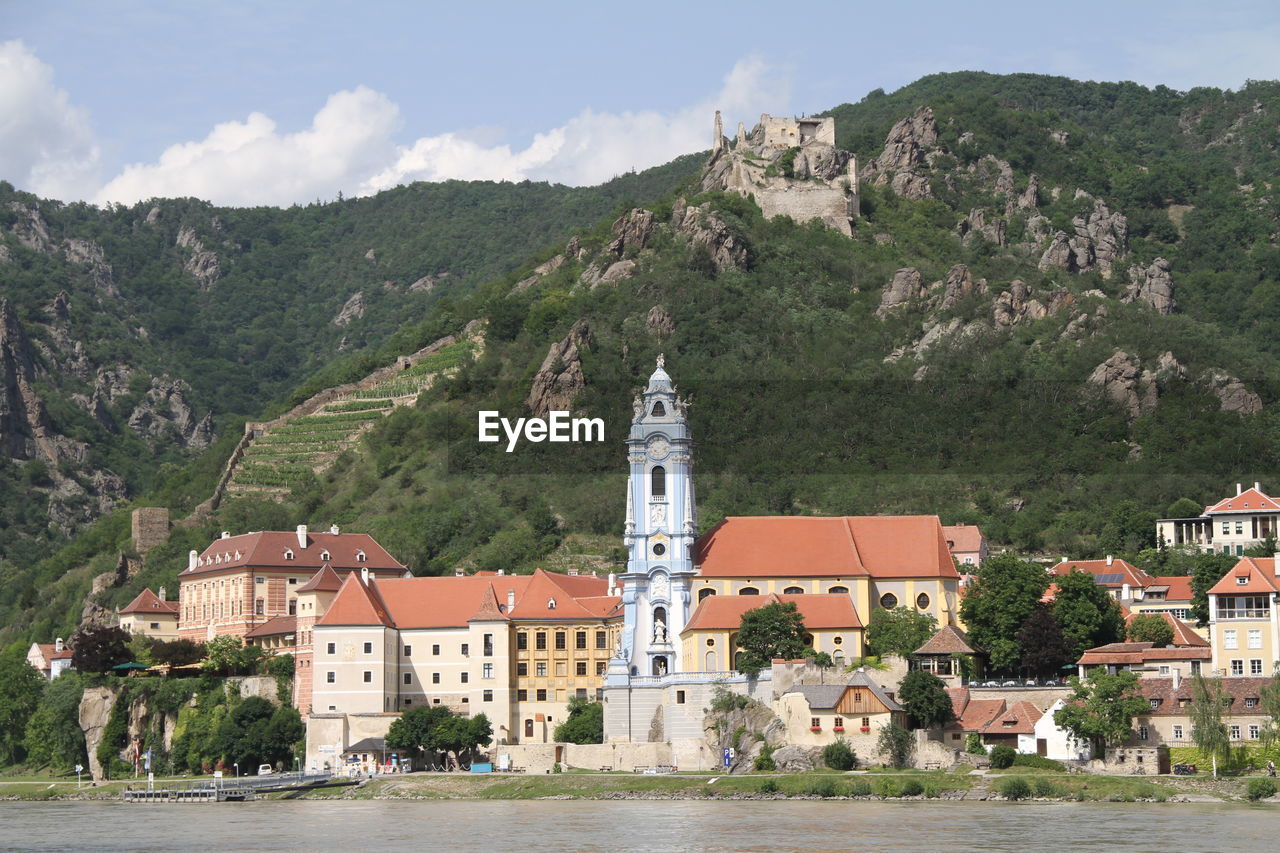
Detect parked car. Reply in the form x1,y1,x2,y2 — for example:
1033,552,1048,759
257,764,274,776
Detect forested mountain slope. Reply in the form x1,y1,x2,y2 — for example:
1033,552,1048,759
5,72,1280,646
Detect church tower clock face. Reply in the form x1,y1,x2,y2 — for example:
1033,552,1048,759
647,435,670,459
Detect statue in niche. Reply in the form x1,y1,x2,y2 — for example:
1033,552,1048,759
650,573,670,600
656,658,667,675
653,618,667,643
650,504,666,527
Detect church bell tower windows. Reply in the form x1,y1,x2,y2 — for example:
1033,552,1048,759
651,466,666,498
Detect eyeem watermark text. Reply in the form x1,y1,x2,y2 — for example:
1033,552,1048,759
478,411,604,452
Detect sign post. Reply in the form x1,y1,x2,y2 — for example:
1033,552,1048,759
723,748,734,768
75,764,83,788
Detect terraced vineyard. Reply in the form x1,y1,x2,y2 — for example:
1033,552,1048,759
224,339,475,498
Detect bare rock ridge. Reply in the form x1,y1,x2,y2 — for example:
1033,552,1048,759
332,291,366,327
863,106,940,200
1123,258,1177,314
1088,349,1259,420
176,226,221,290
527,319,591,418
126,378,215,450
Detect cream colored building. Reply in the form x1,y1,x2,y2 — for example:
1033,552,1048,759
1206,556,1280,677
774,671,906,752
680,593,863,672
1157,483,1280,556
117,587,179,641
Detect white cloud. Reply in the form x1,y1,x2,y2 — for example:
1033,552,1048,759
0,41,100,201
88,56,789,207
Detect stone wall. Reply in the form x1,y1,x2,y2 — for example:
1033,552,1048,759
131,507,170,554
966,686,1071,712
755,184,858,236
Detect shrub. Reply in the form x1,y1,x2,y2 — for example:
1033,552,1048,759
804,778,839,797
1012,753,1064,771
759,778,779,794
753,745,776,771
989,745,1016,769
873,778,900,798
822,739,857,771
901,779,924,796
710,687,751,713
848,779,872,796
1032,777,1059,797
965,733,986,755
998,777,1031,800
1247,778,1277,801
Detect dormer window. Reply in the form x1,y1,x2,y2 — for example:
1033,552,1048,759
651,401,666,417
284,549,294,560
320,550,331,561
1237,576,1248,585
547,598,557,610
356,550,366,563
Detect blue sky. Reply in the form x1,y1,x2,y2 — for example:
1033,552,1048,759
2,0,1278,206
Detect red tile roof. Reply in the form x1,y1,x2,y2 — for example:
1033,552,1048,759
296,564,346,593
183,530,406,578
119,588,179,616
681,593,862,633
245,615,297,638
942,524,984,553
469,585,508,622
1207,558,1280,596
319,573,394,627
1205,487,1280,514
1136,677,1270,715
1150,576,1194,602
981,700,1042,735
694,516,958,579
944,688,1007,733
1050,558,1152,588
915,625,981,656
1077,641,1211,667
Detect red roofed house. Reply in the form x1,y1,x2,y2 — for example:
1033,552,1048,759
27,638,74,681
942,523,988,567
305,568,621,771
117,587,180,641
680,593,863,673
1157,482,1280,556
1206,556,1280,677
1124,675,1274,754
1049,556,1154,602
177,524,406,644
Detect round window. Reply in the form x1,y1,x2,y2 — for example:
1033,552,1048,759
916,592,930,610
705,638,715,647
833,636,843,645
879,593,898,609
653,543,666,556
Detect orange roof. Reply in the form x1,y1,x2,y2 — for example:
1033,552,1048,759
296,564,346,593
681,593,862,633
318,570,618,630
245,615,297,639
318,573,394,627
1050,558,1151,588
982,700,1042,735
944,688,1007,733
915,625,981,656
1124,612,1207,647
1077,641,1211,666
470,585,508,622
694,516,958,579
1206,487,1280,514
1150,576,1194,602
1207,557,1280,595
942,524,984,553
183,530,406,577
119,588,179,616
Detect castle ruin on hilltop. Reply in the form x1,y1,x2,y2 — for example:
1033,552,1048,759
701,110,859,235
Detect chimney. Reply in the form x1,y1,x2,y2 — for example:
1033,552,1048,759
1255,482,1261,492
158,586,166,602
568,568,579,576
507,589,516,611
497,569,504,576
1122,583,1130,599
1172,668,1181,690
55,638,63,653
296,524,308,549
607,573,616,596
330,524,339,535
188,550,198,571
1237,483,1243,496
1106,555,1114,567
454,568,465,577
361,567,369,584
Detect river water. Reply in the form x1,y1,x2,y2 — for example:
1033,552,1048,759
0,799,1274,852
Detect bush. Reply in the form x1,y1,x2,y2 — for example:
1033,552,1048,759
759,778,779,794
822,739,857,771
753,745,776,771
989,745,1016,769
709,687,751,713
848,779,872,796
965,733,986,755
998,777,1031,800
1032,777,1059,797
804,778,839,797
873,778,900,798
1012,753,1065,771
1247,778,1277,801
901,779,924,796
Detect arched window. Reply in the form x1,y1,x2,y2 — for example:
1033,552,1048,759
651,466,666,497
829,585,848,594
283,549,294,560
705,650,717,671
783,586,804,595
651,401,666,417
356,550,367,563
738,587,760,596
698,588,716,602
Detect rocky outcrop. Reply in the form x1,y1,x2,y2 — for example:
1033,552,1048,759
702,695,786,774
1123,258,1177,314
959,208,1006,247
607,209,656,256
865,107,939,200
7,203,54,253
63,238,119,297
1207,371,1262,415
673,200,747,272
79,687,118,780
939,264,979,311
514,254,567,292
772,745,822,773
176,226,222,289
646,305,674,338
600,260,636,283
1038,232,1078,273
526,319,591,417
332,291,366,327
877,268,926,316
127,377,215,449
1087,350,1187,421
1040,198,1128,278
992,281,1041,326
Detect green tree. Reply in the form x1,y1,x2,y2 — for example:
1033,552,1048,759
1188,674,1232,778
202,636,244,675
1053,670,1148,754
865,607,938,658
822,739,857,770
959,554,1048,672
1016,604,1073,679
1164,497,1204,520
69,624,132,673
735,601,808,677
0,644,45,764
1051,570,1124,658
1259,674,1280,748
1126,613,1174,646
261,705,305,769
151,639,206,666
22,671,87,771
386,705,454,764
554,697,603,744
897,670,955,729
876,721,914,769
430,712,493,763
213,696,277,769
1190,553,1237,626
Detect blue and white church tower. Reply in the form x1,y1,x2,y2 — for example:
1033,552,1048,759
608,355,696,682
